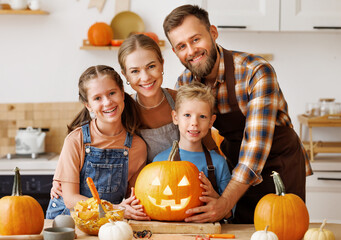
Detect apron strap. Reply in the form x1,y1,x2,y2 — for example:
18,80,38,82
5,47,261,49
224,50,240,111
203,144,219,193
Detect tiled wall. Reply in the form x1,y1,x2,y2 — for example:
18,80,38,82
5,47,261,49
0,102,83,156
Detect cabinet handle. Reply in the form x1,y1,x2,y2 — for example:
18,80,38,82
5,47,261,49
218,25,247,29
317,177,341,181
313,26,341,30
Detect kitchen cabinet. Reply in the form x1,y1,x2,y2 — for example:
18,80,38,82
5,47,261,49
298,114,341,161
281,0,341,31
306,156,341,223
202,0,341,32
201,0,280,31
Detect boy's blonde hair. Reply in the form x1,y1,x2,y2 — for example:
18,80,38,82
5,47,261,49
175,82,215,115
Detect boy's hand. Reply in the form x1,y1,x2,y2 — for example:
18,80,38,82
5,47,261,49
199,171,220,199
50,180,62,199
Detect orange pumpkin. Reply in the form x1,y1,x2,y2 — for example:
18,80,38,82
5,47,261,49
254,171,309,240
88,22,113,46
136,32,159,45
134,141,203,221
0,167,44,235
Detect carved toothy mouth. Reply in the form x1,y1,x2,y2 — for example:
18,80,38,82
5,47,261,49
147,196,191,211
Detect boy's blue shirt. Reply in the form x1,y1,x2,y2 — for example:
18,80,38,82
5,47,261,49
153,147,231,196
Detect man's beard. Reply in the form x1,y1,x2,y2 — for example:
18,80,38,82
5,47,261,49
182,41,217,79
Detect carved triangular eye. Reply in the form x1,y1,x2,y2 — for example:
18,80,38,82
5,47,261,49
178,176,189,186
163,185,173,195
151,177,161,186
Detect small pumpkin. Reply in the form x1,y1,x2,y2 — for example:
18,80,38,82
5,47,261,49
251,225,279,240
304,219,335,240
254,171,309,240
0,167,44,235
88,22,113,46
134,141,203,221
98,220,133,240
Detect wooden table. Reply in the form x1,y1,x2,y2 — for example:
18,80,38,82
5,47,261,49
41,220,341,240
298,114,341,161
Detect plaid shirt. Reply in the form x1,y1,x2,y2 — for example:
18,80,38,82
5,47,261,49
176,45,312,186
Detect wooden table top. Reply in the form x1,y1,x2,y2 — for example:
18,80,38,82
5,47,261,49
42,219,341,240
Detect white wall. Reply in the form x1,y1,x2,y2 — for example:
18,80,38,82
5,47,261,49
1,0,341,140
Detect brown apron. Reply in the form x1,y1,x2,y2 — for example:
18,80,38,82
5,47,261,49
212,49,306,224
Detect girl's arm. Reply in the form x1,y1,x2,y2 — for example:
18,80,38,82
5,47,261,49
62,182,88,209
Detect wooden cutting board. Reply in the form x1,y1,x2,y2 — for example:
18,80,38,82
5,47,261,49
0,235,43,240
128,220,221,234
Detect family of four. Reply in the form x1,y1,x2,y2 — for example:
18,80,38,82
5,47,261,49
46,4,312,224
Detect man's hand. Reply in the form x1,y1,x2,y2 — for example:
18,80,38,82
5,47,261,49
184,195,229,223
184,179,250,222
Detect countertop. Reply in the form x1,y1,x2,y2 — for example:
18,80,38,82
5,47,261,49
43,220,341,240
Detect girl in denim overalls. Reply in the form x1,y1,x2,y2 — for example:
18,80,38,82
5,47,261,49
46,65,149,221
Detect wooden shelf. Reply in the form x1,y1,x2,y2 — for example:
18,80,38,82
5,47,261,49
80,39,166,51
298,114,341,161
0,5,49,15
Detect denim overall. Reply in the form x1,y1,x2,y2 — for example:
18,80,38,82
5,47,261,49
46,123,131,219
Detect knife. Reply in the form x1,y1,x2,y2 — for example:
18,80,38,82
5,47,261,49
193,234,235,239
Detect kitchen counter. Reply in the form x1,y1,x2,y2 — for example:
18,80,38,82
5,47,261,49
43,220,341,240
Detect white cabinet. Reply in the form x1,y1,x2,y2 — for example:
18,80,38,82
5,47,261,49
281,0,341,31
202,0,341,32
306,157,341,223
201,0,280,31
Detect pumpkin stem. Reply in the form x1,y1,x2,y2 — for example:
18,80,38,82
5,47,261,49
319,219,327,232
168,140,180,162
264,225,269,232
12,167,23,196
271,171,286,196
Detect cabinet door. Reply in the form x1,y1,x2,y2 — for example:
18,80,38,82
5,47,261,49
281,0,341,31
202,0,280,31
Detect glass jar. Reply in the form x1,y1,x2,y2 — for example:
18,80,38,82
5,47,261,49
319,98,335,116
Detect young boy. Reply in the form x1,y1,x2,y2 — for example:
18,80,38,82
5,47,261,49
153,81,233,219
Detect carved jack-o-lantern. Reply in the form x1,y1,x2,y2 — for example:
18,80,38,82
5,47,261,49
135,141,203,221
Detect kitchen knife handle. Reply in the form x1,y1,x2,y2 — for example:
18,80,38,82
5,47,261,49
217,25,246,29
313,26,341,30
317,177,341,181
86,177,101,204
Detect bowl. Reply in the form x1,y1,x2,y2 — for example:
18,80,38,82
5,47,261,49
71,198,125,235
43,227,75,240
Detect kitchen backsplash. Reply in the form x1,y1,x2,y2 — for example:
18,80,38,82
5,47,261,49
0,102,83,156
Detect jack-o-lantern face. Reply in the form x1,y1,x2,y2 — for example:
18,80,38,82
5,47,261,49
135,157,203,221
148,175,192,211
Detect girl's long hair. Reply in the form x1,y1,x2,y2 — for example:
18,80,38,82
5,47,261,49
67,65,141,134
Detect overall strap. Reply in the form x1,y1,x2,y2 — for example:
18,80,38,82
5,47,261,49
124,132,133,148
81,123,91,144
203,144,218,193
162,88,175,110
